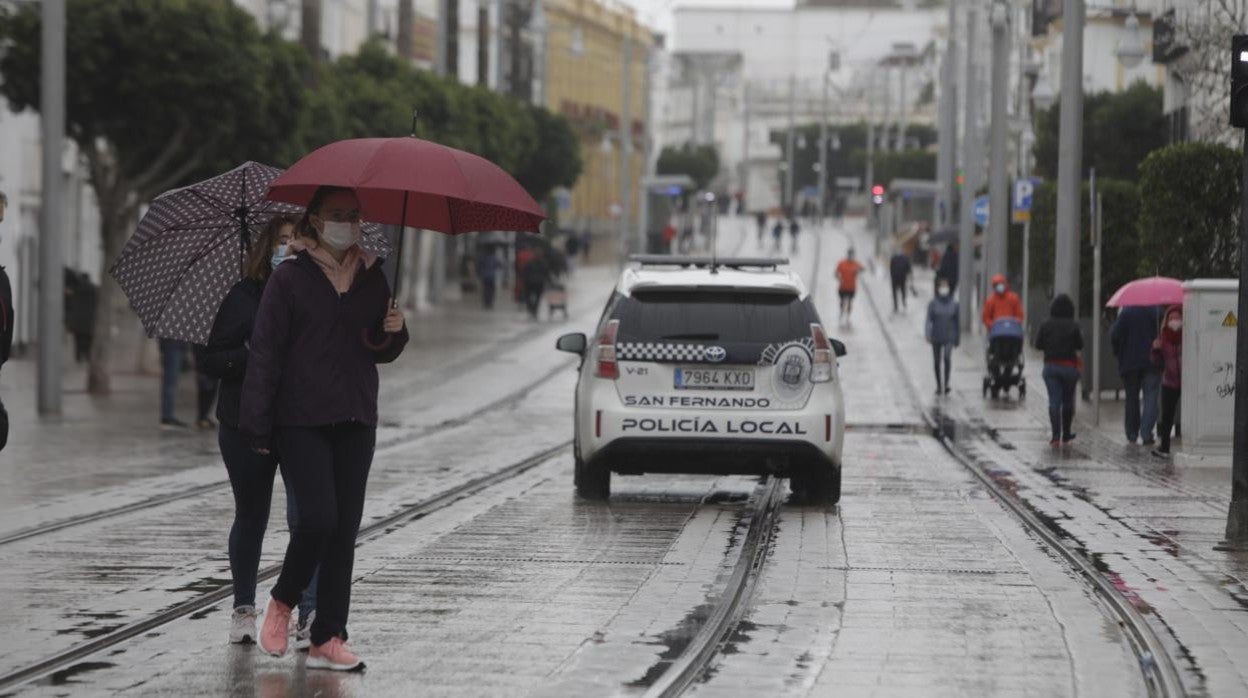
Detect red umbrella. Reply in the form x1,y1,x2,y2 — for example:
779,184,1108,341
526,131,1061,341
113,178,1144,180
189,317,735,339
266,136,545,236
1105,276,1184,308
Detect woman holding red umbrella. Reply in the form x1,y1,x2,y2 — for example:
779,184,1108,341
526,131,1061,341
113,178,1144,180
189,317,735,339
241,186,407,671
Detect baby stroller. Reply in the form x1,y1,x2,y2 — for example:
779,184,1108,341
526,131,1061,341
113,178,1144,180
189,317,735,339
983,317,1026,399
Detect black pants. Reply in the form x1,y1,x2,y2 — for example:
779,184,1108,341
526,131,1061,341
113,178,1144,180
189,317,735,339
196,370,217,422
1157,386,1181,452
272,423,376,646
481,278,497,309
72,332,92,363
891,278,907,311
524,282,545,318
219,424,318,617
932,343,952,391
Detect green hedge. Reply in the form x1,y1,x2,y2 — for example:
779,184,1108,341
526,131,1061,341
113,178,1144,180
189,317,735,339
1137,142,1241,279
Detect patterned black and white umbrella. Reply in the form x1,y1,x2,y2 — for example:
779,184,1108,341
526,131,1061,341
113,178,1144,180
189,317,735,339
111,161,392,345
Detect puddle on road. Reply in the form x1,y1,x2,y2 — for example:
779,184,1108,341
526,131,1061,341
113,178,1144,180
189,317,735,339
626,603,715,688
34,661,116,686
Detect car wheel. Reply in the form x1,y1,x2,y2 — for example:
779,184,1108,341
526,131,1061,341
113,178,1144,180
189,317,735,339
804,466,841,506
575,456,610,500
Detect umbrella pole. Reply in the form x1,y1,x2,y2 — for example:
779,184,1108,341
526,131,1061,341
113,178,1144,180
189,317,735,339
391,190,410,308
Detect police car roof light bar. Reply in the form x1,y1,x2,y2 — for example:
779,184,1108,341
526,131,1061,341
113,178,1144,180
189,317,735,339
628,255,790,271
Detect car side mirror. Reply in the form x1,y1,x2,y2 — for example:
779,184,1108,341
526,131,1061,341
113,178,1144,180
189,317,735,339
830,339,847,358
557,332,588,355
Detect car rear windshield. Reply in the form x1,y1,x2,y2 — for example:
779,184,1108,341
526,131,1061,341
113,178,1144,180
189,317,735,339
614,290,815,344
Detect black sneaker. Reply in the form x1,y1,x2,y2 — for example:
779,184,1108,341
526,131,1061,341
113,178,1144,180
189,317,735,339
1151,448,1170,459
196,418,217,430
1142,438,1156,447
160,417,189,430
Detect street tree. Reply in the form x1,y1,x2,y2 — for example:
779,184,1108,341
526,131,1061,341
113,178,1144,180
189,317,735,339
0,0,306,394
1138,142,1242,279
1033,82,1167,181
656,143,720,191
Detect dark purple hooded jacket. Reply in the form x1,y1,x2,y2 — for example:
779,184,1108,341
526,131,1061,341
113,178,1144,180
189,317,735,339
240,250,408,447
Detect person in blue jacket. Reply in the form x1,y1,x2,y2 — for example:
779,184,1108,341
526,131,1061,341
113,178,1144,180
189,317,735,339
926,277,960,395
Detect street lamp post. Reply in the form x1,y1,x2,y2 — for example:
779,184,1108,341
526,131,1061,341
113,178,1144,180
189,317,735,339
818,74,830,224
38,0,66,415
986,0,1010,302
1054,0,1084,316
957,5,980,332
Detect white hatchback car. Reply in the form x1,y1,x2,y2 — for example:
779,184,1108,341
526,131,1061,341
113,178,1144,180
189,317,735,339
557,256,847,503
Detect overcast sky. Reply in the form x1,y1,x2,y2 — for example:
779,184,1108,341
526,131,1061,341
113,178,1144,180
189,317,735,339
622,0,796,36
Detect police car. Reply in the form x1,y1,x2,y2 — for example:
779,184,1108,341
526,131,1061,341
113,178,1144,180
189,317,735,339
556,255,847,503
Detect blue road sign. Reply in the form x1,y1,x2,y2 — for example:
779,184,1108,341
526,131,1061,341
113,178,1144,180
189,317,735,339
973,195,990,227
1012,177,1041,222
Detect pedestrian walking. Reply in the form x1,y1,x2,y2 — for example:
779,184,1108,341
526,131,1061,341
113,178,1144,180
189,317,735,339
200,215,319,647
65,272,96,364
889,248,913,312
1035,294,1084,446
580,225,591,263
547,281,569,320
476,248,503,310
1151,306,1183,458
755,211,766,246
788,218,801,254
521,248,551,320
0,191,12,451
563,234,580,271
242,186,408,671
834,248,866,324
1111,305,1163,445
981,273,1024,329
771,220,784,253
159,338,190,429
938,241,959,293
925,278,959,395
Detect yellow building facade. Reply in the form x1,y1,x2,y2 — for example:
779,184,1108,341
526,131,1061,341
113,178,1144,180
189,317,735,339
543,0,653,234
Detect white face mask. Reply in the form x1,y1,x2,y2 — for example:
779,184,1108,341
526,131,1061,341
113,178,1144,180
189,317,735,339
1167,320,1182,331
994,283,1006,294
320,220,361,251
937,286,950,297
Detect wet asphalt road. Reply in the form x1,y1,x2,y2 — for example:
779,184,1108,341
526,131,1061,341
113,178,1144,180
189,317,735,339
1,220,1240,696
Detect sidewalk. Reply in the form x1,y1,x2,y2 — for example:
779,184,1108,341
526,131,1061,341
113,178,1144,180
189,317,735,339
0,259,619,519
846,221,1248,695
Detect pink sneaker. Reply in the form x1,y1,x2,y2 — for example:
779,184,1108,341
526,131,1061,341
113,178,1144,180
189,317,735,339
306,637,365,672
258,597,292,657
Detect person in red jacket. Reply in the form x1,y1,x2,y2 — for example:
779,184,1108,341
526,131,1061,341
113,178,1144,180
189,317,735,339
982,273,1024,330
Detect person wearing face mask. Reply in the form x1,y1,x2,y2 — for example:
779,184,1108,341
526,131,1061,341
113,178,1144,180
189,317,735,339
981,273,1024,330
242,186,407,671
1151,306,1183,458
925,279,960,395
199,216,320,646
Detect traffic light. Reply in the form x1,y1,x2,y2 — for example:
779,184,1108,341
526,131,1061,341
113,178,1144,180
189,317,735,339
1231,35,1248,127
871,184,885,205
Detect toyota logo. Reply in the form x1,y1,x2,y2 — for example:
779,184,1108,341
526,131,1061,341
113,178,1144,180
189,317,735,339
705,346,727,363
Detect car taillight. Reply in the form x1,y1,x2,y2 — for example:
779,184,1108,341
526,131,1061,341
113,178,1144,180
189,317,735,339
810,323,833,383
595,319,620,379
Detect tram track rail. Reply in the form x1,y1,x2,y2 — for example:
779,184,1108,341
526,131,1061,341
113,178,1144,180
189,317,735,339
0,440,573,693
636,219,826,696
0,358,574,549
857,257,1187,698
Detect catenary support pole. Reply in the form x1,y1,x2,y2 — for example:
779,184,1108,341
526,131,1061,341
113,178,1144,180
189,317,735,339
1054,0,1084,315
986,0,1011,299
1093,188,1103,426
1219,130,1248,547
785,75,797,213
38,0,65,415
957,5,979,332
638,44,652,255
818,74,829,222
619,36,633,258
937,0,958,228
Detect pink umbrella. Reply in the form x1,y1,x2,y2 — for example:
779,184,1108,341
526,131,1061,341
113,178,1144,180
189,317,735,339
1105,276,1184,308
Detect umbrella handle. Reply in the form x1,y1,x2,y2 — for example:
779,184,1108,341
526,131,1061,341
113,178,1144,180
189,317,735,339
360,297,400,350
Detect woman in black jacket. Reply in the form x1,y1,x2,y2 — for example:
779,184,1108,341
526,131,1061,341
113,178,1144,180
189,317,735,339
200,215,317,646
1034,294,1084,446
242,186,408,671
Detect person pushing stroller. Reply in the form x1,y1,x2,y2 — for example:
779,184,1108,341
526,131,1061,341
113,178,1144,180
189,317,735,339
982,274,1026,399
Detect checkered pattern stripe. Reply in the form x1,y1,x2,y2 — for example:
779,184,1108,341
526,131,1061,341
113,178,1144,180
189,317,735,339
617,342,707,362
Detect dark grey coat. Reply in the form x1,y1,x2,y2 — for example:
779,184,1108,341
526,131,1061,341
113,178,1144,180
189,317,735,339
926,296,960,346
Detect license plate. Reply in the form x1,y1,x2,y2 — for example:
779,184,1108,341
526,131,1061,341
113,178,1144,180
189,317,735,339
675,367,754,390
